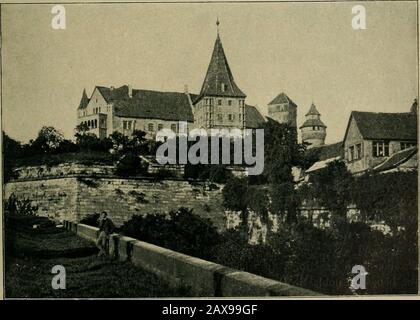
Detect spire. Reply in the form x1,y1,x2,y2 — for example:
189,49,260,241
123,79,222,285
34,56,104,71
197,29,246,100
78,89,89,109
306,102,320,116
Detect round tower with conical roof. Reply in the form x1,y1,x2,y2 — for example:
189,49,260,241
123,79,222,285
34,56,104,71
300,103,326,148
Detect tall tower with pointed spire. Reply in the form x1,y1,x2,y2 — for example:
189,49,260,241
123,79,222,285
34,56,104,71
193,20,246,130
300,103,327,148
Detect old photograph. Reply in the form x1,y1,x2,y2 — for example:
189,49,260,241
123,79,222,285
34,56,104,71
1,1,418,299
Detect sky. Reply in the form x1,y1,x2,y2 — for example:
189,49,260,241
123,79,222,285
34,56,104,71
1,1,418,144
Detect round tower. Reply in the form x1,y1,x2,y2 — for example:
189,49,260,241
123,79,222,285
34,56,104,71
300,103,326,148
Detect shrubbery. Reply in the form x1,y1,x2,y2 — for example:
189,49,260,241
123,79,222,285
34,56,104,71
119,207,221,260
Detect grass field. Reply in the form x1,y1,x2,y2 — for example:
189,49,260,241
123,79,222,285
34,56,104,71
5,216,189,298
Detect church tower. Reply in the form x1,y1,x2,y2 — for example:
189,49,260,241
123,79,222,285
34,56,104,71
193,20,246,130
300,103,327,148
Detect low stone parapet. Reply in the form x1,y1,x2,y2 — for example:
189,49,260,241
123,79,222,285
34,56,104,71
64,221,320,297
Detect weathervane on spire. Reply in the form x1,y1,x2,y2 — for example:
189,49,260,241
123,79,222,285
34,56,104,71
216,18,220,36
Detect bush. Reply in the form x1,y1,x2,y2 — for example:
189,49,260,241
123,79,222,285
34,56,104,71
119,207,221,260
79,212,100,227
115,153,149,177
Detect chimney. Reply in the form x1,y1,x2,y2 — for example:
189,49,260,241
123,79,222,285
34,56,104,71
110,86,114,91
128,84,132,98
184,84,189,94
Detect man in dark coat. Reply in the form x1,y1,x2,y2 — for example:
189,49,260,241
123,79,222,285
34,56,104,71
96,211,115,257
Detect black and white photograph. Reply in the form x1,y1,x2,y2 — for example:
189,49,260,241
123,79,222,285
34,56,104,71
1,0,418,301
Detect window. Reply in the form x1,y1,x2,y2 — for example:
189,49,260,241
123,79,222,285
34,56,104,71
239,100,245,107
171,124,177,132
158,124,163,131
401,142,416,150
228,100,232,106
373,141,389,157
148,123,154,132
217,114,223,121
349,146,355,161
127,121,132,130
355,143,362,160
218,99,222,106
123,121,127,130
228,114,235,121
94,119,98,128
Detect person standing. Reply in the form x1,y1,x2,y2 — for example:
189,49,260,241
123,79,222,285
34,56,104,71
96,211,115,258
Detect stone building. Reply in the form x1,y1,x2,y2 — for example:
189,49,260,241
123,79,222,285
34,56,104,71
267,93,298,128
299,103,326,148
306,100,418,175
342,107,417,174
76,23,265,139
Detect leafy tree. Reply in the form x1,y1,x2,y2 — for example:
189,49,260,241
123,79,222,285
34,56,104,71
3,132,22,182
263,119,305,223
306,160,353,225
31,126,65,153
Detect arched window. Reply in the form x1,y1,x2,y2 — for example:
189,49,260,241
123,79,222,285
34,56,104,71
94,119,98,128
148,123,154,132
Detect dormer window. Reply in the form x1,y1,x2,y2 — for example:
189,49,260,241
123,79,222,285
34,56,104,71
221,83,226,92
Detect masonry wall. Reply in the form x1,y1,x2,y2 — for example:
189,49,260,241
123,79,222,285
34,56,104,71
5,171,226,230
64,221,319,297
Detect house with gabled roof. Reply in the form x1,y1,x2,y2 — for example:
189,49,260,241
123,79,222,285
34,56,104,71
342,102,418,174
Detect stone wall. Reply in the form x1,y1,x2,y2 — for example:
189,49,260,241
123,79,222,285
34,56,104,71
64,221,319,297
5,167,226,229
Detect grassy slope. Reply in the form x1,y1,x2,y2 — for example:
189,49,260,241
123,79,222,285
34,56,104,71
5,217,189,298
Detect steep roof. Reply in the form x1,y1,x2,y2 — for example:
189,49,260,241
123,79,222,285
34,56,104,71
196,35,246,101
96,85,132,103
268,93,297,107
306,103,320,116
349,111,417,141
78,89,90,109
374,146,417,172
113,88,194,122
299,118,327,129
306,141,344,162
245,105,266,129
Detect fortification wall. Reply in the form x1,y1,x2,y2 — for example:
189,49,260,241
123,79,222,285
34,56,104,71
5,164,226,229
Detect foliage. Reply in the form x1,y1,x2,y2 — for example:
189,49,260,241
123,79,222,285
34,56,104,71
115,152,149,177
262,119,306,223
350,171,417,234
184,163,233,183
79,212,101,227
119,207,221,260
304,160,354,225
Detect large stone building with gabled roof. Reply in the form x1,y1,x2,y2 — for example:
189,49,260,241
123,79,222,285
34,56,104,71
77,24,266,139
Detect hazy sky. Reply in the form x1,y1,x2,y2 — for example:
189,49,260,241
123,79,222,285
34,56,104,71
2,1,418,144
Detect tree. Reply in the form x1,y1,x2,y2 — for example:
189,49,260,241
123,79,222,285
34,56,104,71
31,126,65,153
306,160,353,225
3,132,22,182
263,119,305,224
